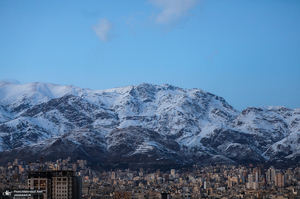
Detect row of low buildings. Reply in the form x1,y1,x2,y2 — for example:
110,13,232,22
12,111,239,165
0,158,300,198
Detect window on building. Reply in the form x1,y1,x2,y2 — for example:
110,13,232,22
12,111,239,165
34,180,39,186
40,180,46,186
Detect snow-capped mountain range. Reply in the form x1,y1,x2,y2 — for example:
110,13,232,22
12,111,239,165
0,82,299,169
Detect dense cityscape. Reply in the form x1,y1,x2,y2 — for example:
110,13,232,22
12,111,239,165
0,158,300,198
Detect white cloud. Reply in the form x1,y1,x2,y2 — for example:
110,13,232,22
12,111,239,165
149,0,199,25
93,18,113,42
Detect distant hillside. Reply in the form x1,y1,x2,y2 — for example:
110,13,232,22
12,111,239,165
0,82,299,169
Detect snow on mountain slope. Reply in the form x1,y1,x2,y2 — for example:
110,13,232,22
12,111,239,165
0,82,299,168
0,82,87,116
230,106,300,155
262,108,300,161
0,105,13,123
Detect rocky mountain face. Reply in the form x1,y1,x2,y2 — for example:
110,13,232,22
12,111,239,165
0,82,299,169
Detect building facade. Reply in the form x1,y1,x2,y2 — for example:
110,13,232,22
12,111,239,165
28,170,81,199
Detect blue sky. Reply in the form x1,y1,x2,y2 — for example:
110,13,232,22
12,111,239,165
0,0,299,111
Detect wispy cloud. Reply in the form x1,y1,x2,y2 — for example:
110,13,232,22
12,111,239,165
93,18,113,42
0,79,20,85
149,0,199,25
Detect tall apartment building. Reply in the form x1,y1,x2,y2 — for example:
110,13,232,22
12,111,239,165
267,166,276,183
28,170,82,199
252,167,261,182
170,169,176,178
28,171,51,199
111,171,116,180
275,173,285,187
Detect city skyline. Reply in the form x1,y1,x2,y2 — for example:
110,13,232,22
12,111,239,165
1,157,300,198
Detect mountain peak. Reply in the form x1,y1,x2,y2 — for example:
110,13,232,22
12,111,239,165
0,81,298,168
